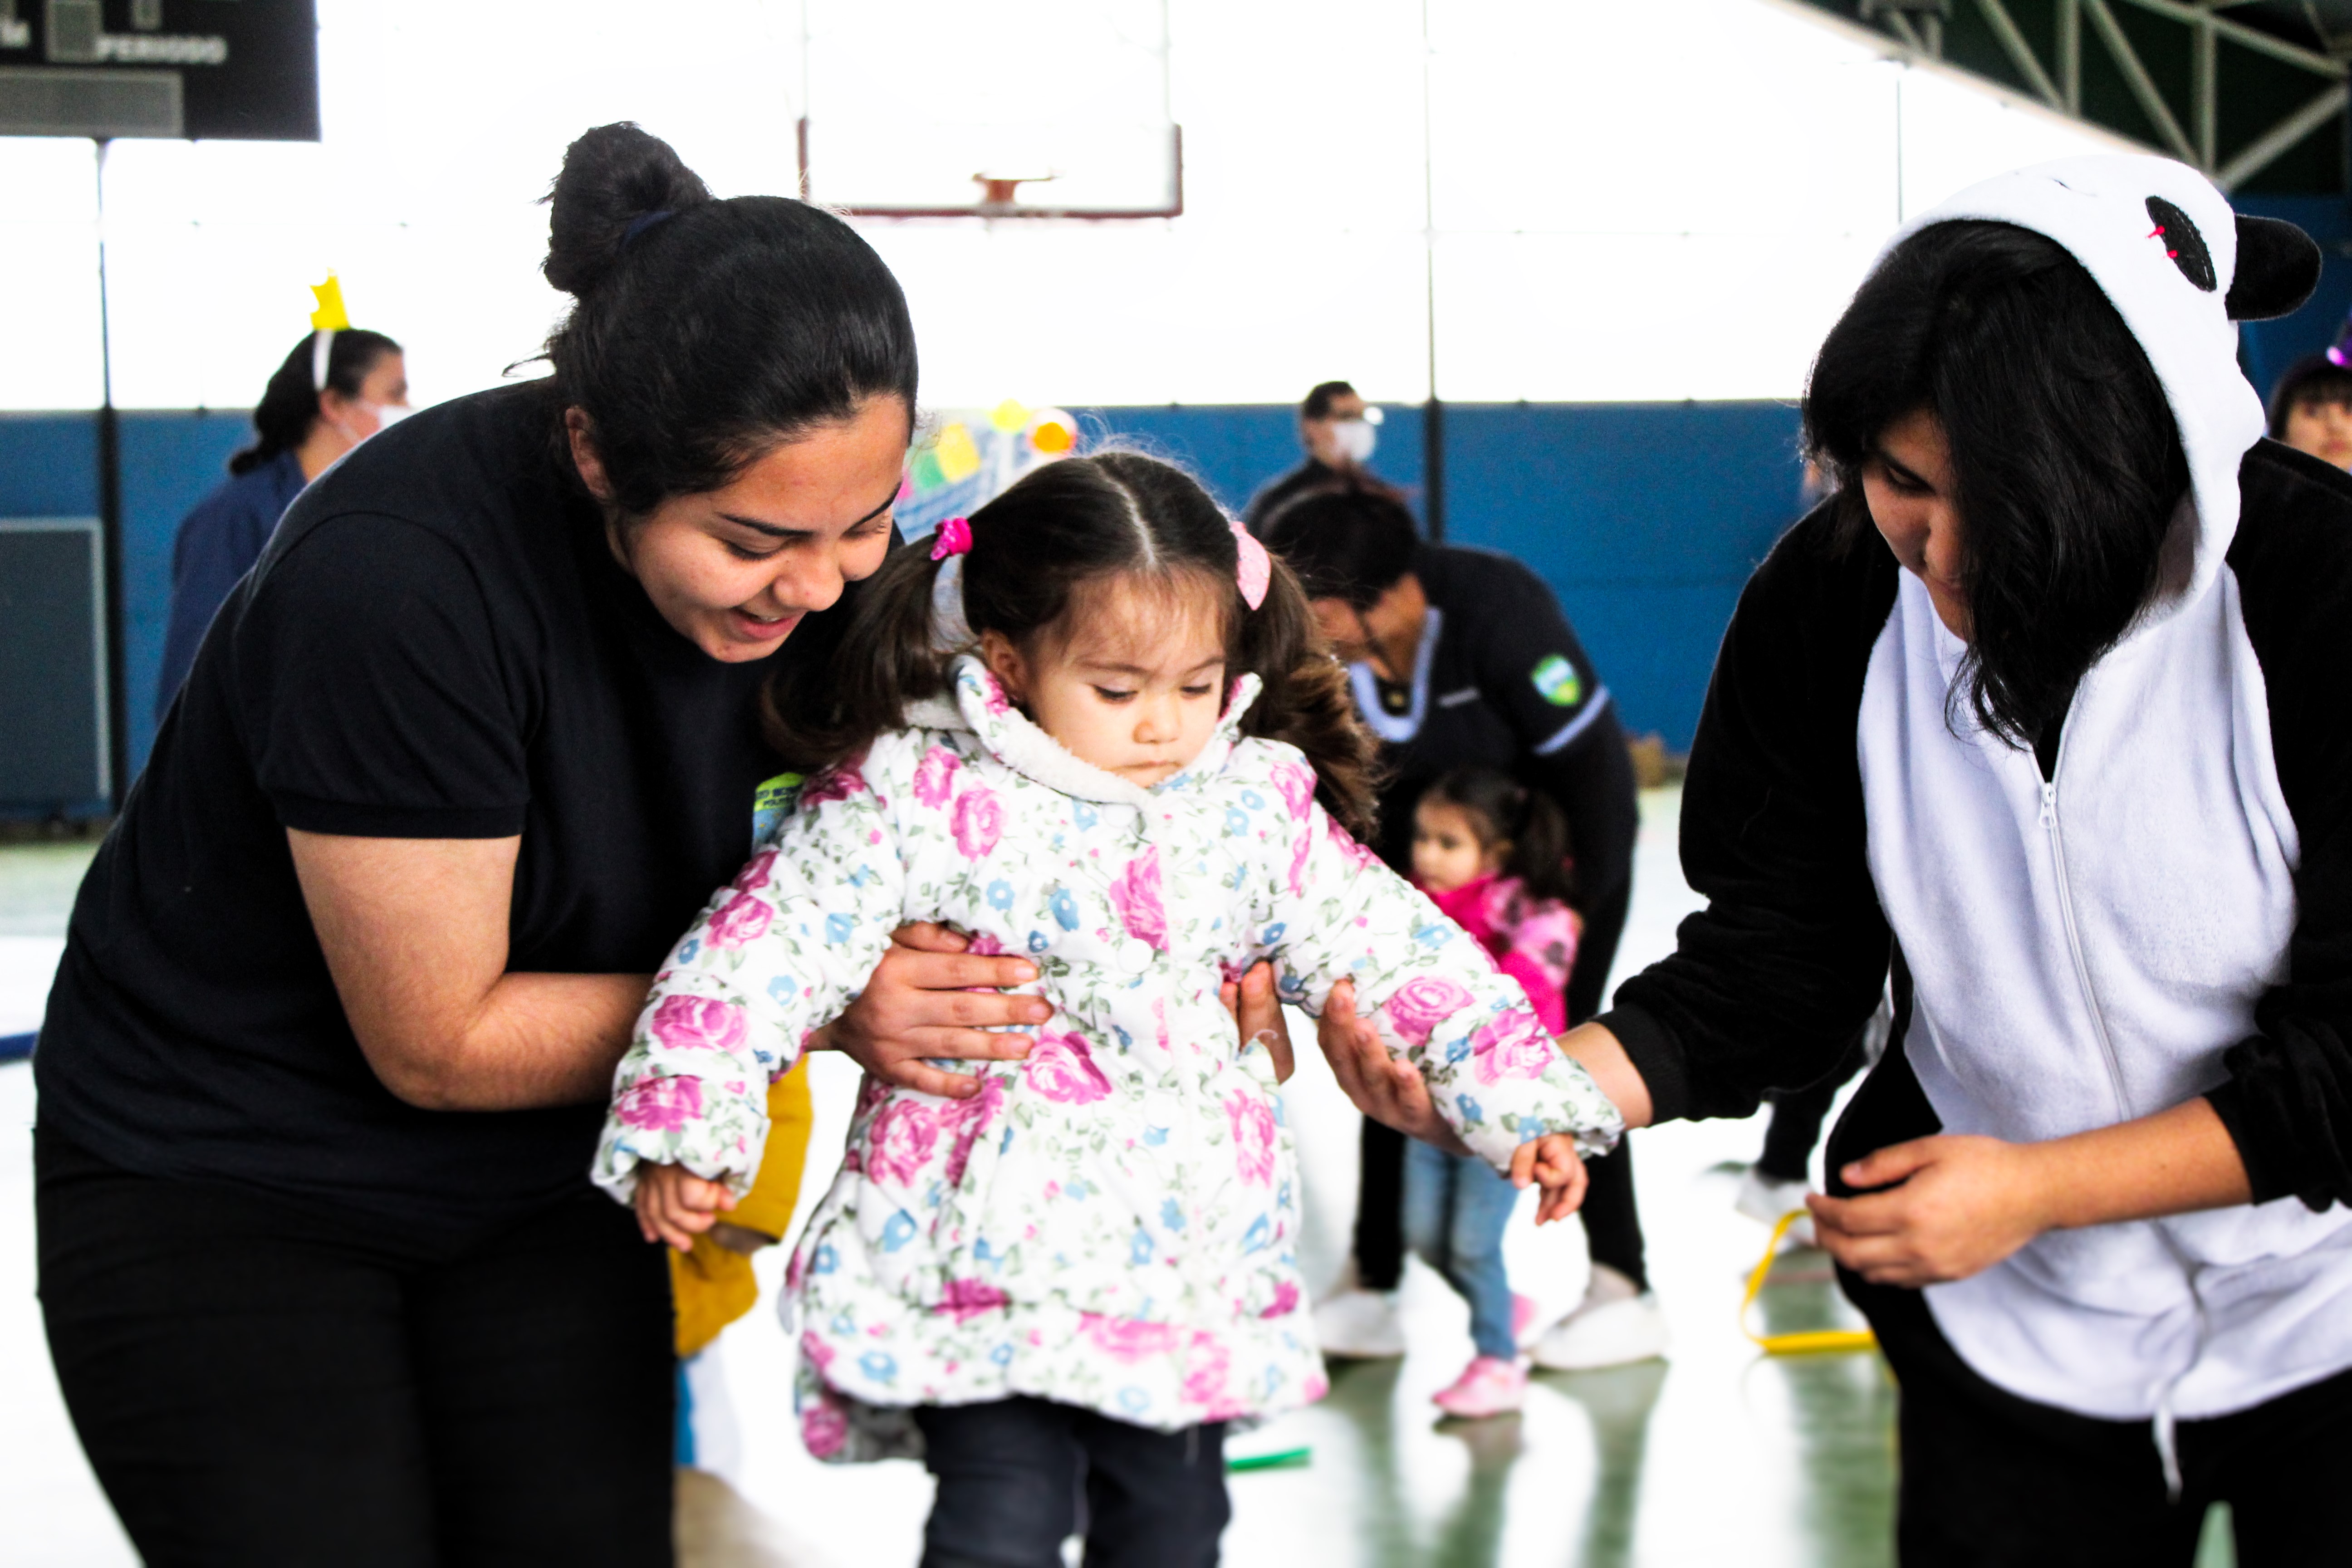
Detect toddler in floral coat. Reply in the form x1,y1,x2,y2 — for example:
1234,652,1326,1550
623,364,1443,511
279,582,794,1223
593,453,1622,1568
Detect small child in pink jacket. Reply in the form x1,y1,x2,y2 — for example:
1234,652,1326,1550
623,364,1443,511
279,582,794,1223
1406,765,1582,1416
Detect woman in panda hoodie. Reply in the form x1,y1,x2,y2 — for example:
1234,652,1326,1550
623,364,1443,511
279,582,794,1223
1319,156,2345,1563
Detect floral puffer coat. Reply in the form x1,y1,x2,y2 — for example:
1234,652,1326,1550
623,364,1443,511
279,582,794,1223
593,656,1623,1460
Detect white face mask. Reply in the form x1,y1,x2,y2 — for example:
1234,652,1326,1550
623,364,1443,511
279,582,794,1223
331,401,412,446
1333,417,1377,464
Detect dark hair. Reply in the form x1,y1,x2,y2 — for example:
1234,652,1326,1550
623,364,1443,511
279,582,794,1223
1420,766,1575,905
2269,352,2352,438
764,451,1382,838
1804,220,2189,749
1302,380,1357,421
229,328,402,476
1259,485,1421,608
541,122,919,517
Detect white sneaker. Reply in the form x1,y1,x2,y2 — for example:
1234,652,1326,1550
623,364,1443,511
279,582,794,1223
1531,1268,1669,1371
1735,1167,1817,1248
1313,1287,1406,1360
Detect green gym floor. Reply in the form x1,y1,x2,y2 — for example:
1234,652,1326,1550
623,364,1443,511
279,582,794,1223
0,797,2240,1566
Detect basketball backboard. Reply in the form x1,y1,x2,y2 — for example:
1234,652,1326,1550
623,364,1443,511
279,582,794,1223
796,0,1180,219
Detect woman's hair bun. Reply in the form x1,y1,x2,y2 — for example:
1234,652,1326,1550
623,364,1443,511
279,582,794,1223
543,122,713,297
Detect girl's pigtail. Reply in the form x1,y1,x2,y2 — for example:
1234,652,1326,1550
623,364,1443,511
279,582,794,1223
1505,786,1577,906
1237,554,1384,843
762,543,953,775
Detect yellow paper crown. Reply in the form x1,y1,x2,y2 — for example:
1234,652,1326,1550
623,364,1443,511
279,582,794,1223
309,274,350,332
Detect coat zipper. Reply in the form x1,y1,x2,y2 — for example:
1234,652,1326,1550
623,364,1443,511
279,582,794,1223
2040,753,2202,1499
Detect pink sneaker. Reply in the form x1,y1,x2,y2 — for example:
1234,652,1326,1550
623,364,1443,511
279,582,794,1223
1512,1293,1540,1349
1432,1355,1529,1418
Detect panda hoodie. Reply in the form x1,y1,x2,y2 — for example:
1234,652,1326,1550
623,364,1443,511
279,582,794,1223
1603,154,2352,1441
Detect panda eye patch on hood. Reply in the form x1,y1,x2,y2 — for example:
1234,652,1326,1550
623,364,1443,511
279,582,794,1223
2145,196,2216,293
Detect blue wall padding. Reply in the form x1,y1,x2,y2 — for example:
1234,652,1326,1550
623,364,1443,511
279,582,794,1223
0,413,100,515
1083,400,1800,750
117,412,254,768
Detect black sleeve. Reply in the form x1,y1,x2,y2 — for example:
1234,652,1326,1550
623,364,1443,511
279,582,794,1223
235,513,532,839
1596,509,1898,1123
2210,443,2352,1211
1461,555,1637,899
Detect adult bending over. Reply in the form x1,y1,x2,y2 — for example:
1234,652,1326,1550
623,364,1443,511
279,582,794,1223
33,125,1067,1565
1325,157,2349,1566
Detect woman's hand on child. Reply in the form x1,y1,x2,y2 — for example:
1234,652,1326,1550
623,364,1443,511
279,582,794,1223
635,1162,739,1252
1218,961,1296,1084
1315,980,1474,1156
1514,1134,1589,1225
817,923,1052,1100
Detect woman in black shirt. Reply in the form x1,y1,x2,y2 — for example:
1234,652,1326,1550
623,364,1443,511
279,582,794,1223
32,124,1063,1566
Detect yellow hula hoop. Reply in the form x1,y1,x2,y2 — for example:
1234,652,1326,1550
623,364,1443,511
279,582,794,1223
1741,1210,1879,1357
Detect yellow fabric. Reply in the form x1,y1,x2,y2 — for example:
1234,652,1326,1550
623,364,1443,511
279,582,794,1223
671,1063,816,1357
1741,1209,1878,1356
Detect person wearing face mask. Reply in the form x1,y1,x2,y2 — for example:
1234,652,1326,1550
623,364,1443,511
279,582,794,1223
1242,378,1398,536
153,326,411,717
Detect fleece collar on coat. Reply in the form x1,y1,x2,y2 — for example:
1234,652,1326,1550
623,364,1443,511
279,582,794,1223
1884,155,2266,632
901,654,1265,808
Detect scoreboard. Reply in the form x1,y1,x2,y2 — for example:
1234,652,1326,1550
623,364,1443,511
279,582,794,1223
0,0,317,141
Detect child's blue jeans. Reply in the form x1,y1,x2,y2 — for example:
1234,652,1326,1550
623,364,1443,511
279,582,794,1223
1402,1138,1521,1359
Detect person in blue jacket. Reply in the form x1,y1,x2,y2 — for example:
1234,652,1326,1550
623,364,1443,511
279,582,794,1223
155,326,407,718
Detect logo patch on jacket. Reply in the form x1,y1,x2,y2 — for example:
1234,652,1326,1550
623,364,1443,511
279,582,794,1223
752,772,805,845
1531,655,1583,708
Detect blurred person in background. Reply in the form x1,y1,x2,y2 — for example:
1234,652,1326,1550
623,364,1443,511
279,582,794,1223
2267,349,2352,471
1244,378,1395,534
155,327,409,717
1264,488,1661,1372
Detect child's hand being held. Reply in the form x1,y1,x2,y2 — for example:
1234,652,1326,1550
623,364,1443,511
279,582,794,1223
634,1162,739,1252
1510,1133,1590,1225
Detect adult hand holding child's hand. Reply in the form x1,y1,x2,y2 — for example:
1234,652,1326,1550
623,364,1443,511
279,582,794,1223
815,922,1053,1099
635,1162,739,1252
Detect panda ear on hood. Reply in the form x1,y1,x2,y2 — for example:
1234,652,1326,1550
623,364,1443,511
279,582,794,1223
2227,214,2322,322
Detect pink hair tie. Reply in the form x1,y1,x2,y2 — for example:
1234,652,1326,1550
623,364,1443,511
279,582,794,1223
1230,519,1270,611
930,516,972,561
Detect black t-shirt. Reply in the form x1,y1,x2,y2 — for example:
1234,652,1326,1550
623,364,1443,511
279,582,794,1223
36,383,863,1241
1357,546,1638,908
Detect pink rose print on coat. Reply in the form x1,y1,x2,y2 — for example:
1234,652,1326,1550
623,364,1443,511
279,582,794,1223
1226,1092,1278,1186
1108,847,1166,949
977,671,1013,716
1271,761,1316,822
614,1073,703,1132
800,1394,849,1459
799,761,870,810
1380,976,1475,1048
865,1098,943,1186
1083,1314,1185,1364
732,849,777,893
1260,1280,1300,1318
1286,825,1313,898
1025,1030,1112,1105
705,891,773,950
936,1278,1010,1323
1330,822,1383,872
649,994,748,1057
941,1074,1009,1186
912,745,962,809
1471,1009,1559,1084
951,787,1004,859
1181,1331,1240,1417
